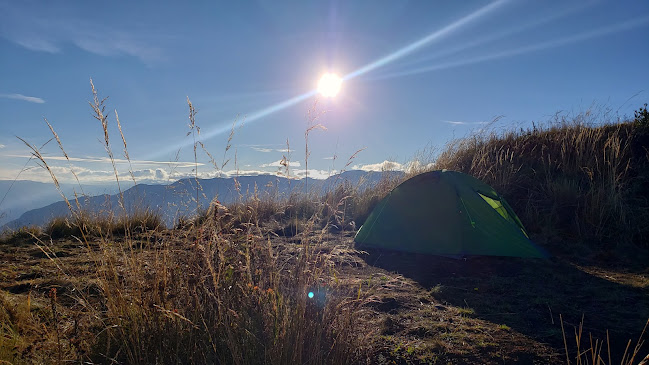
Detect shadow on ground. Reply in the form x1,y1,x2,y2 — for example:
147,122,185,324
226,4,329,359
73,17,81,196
360,248,649,362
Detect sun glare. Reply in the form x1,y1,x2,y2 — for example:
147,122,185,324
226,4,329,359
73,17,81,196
317,73,342,98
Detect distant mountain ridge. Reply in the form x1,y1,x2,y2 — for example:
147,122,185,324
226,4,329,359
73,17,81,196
0,180,117,226
3,170,397,229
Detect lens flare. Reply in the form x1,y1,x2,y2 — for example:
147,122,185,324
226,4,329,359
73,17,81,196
308,291,314,299
318,73,342,98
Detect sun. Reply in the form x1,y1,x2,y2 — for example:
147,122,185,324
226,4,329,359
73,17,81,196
317,73,342,98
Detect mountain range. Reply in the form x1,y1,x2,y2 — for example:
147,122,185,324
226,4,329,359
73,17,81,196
0,180,117,227
2,170,394,229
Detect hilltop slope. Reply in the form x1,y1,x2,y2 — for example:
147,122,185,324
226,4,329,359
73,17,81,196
433,116,649,251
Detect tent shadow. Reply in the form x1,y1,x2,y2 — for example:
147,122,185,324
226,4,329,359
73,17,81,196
360,248,649,360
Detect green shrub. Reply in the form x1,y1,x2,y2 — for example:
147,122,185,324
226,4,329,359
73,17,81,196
633,103,649,128
45,217,80,239
0,226,42,244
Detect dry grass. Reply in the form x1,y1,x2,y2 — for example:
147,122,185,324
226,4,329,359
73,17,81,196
561,316,648,365
433,110,649,250
40,210,163,240
1,80,370,364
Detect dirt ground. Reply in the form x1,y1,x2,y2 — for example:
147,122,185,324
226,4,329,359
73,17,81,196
1,231,648,364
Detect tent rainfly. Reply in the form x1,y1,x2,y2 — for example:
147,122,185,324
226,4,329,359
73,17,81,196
354,170,548,258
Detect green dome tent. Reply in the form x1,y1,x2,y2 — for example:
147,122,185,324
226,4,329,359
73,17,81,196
354,170,547,258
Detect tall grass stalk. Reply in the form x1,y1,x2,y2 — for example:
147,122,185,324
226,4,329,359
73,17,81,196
561,316,648,364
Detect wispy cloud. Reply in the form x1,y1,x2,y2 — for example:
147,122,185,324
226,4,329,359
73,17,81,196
0,3,165,64
442,120,488,125
251,147,274,153
352,160,435,173
220,169,275,178
405,160,436,172
353,160,404,172
2,164,214,185
6,154,204,168
71,32,164,65
0,144,5,149
3,152,311,184
259,160,301,168
0,162,343,185
292,169,338,180
250,146,292,153
0,93,45,104
12,38,60,53
131,168,168,181
10,165,172,184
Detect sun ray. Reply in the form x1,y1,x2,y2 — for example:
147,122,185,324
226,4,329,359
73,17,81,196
379,2,592,75
147,91,316,159
149,1,508,159
343,0,508,80
372,15,649,81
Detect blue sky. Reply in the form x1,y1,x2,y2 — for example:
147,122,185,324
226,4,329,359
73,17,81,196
1,0,648,184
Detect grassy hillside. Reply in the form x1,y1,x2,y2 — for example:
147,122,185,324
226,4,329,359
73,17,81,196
1,94,648,364
433,108,649,252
